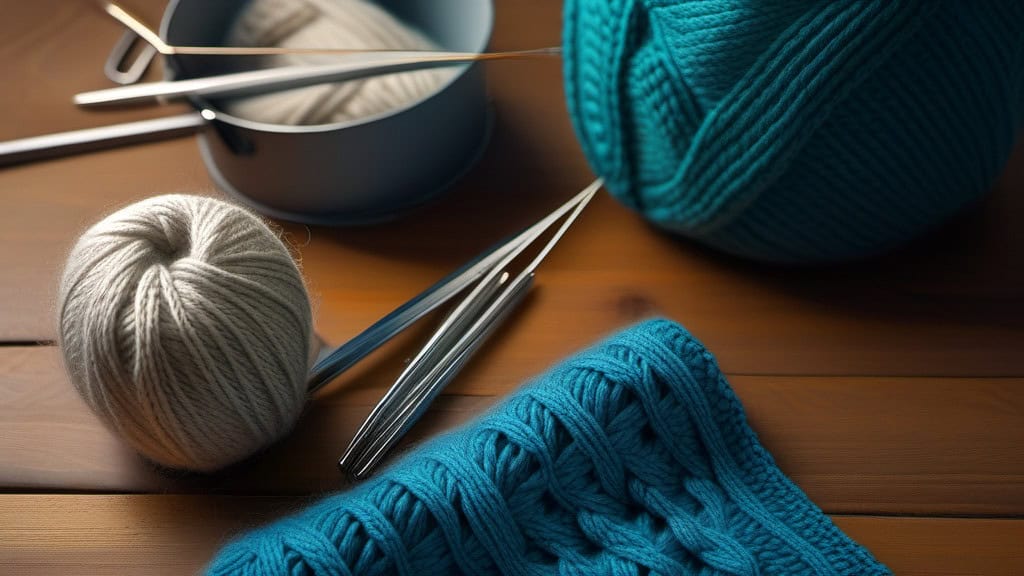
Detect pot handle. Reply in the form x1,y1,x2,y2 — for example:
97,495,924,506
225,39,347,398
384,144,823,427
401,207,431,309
104,29,160,85
0,112,206,167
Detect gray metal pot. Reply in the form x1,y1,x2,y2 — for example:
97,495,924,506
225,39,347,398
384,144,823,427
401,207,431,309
164,0,494,224
0,0,495,225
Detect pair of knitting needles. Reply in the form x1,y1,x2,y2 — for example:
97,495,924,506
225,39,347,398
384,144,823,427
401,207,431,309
0,2,563,165
78,2,561,107
313,180,601,479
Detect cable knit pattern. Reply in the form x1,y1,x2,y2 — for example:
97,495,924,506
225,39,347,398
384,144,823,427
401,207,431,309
207,319,889,575
564,1,1024,262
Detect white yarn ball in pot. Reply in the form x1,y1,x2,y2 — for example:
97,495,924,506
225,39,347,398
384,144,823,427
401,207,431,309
57,195,313,472
223,0,458,125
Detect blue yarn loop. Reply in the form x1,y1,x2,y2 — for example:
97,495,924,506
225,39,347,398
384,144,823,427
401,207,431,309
207,319,890,575
564,0,1024,262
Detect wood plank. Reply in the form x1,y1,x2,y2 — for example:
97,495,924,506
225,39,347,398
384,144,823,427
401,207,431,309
1,0,1023,378
734,375,1024,516
0,346,495,494
1,495,1022,575
3,347,1021,515
833,516,1024,576
0,495,300,576
0,0,210,341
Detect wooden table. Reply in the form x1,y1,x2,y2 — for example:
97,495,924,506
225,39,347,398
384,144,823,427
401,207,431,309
2,1,1023,574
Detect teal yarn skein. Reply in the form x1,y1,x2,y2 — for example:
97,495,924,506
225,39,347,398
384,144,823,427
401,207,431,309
564,1,1024,263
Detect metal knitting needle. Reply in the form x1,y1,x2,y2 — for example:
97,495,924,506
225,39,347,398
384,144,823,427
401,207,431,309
307,183,601,394
341,180,602,478
103,2,561,58
75,48,561,107
335,271,512,468
347,182,599,478
335,185,599,472
350,186,597,470
336,184,598,446
350,271,535,479
85,2,560,107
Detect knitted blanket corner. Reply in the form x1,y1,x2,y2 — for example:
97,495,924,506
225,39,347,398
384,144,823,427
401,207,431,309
208,318,889,575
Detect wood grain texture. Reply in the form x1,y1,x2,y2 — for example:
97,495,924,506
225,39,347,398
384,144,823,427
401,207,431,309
1,495,1022,576
0,346,495,495
4,347,1021,515
833,516,1024,576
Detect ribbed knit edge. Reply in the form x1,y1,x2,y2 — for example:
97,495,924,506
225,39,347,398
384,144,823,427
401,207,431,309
631,318,890,575
562,0,641,205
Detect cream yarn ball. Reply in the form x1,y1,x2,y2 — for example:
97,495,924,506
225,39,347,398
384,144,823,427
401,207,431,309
223,0,457,125
57,195,313,472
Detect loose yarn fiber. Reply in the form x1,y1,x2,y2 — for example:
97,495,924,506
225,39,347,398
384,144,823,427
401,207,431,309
58,195,313,472
208,319,889,575
224,0,457,125
564,1,1024,263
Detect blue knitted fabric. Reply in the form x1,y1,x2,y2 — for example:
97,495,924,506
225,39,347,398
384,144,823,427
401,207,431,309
564,1,1024,263
207,319,889,575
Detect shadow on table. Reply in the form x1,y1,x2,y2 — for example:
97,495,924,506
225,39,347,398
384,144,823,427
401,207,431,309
661,139,1024,333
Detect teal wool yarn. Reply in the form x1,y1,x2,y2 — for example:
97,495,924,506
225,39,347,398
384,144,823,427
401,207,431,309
207,320,889,575
564,1,1024,262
